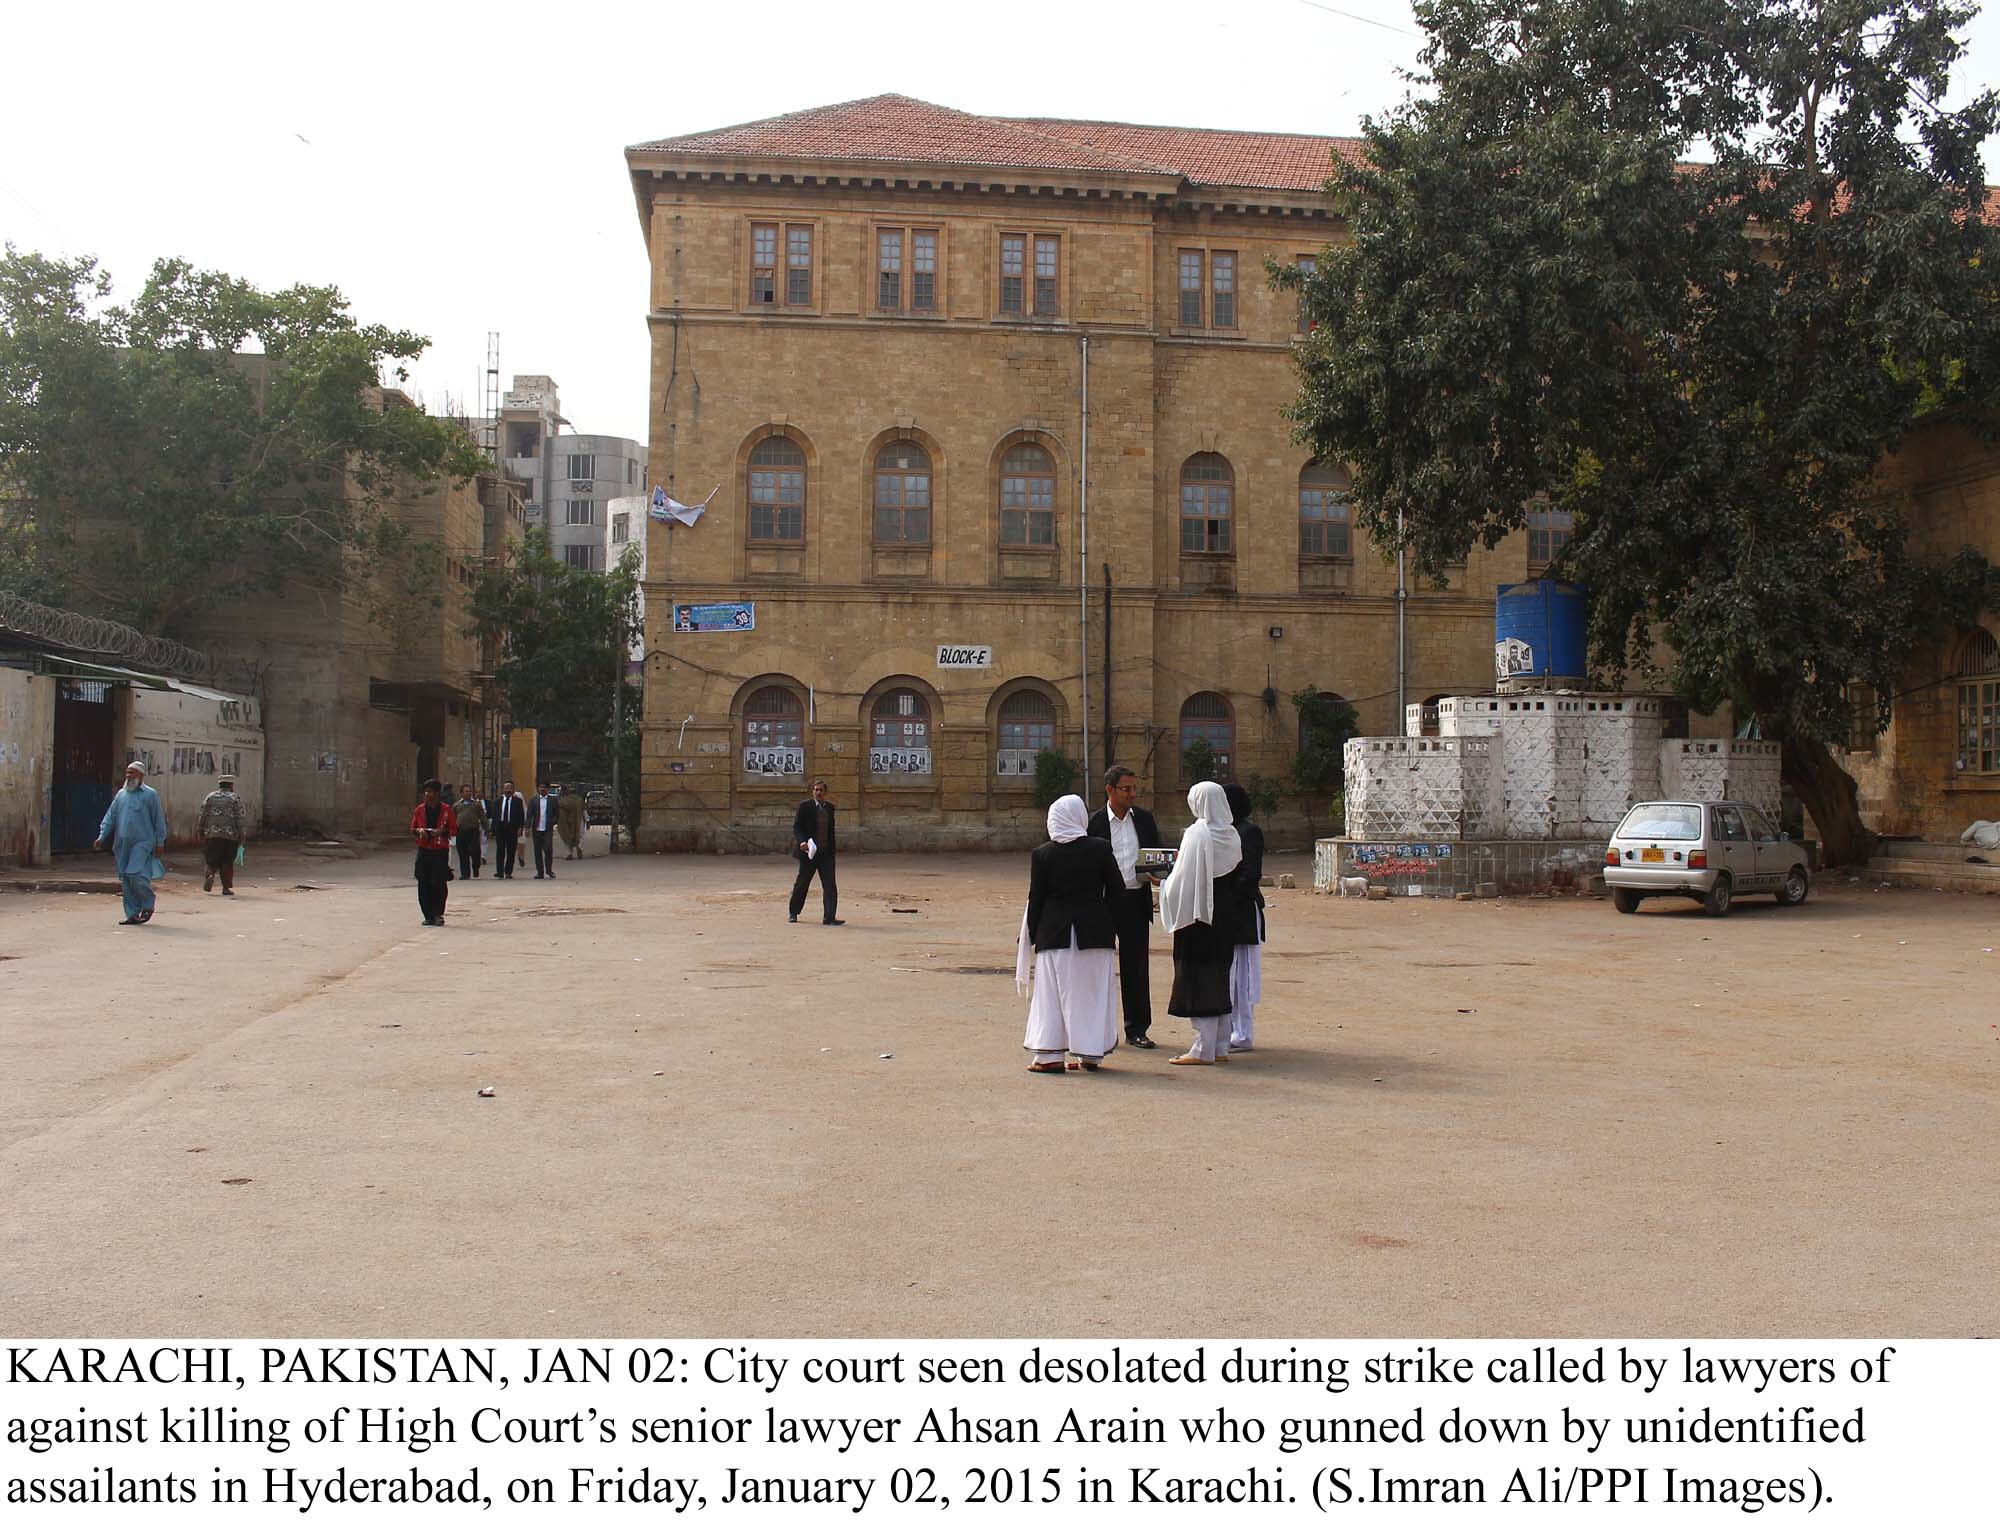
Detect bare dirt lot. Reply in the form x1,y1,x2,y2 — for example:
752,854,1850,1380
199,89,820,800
1,842,1994,1337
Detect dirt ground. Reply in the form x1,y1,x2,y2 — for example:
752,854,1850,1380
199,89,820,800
1,837,1994,1337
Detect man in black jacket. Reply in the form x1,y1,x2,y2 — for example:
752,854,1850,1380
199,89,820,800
1086,765,1163,1047
491,782,527,880
789,778,843,925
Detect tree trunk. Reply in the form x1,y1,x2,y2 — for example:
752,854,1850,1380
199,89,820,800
1780,734,1876,869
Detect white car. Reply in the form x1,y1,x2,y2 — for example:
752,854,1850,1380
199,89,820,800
1604,799,1811,916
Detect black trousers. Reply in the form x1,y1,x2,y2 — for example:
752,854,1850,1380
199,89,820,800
494,829,520,878
456,828,481,879
789,851,837,921
415,850,450,922
1110,884,1154,1038
532,830,555,876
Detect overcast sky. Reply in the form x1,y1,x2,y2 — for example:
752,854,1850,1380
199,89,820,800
4,0,1995,444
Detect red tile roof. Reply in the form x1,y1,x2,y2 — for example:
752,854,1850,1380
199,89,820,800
1008,118,1363,192
630,94,1360,193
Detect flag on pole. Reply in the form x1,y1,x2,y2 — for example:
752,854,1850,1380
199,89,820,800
649,484,716,527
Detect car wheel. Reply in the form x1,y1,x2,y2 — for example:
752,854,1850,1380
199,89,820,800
1613,887,1642,915
1777,867,1809,906
1703,874,1732,918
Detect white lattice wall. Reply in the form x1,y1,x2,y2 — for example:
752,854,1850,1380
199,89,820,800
1661,740,1781,820
1496,694,1586,838
1581,695,1664,835
1344,736,1502,841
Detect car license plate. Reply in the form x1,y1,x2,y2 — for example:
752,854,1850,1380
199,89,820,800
1641,847,1665,863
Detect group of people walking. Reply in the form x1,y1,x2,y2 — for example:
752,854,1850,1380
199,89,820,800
1018,768,1264,1073
411,778,590,926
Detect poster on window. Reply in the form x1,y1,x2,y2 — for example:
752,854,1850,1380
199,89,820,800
743,746,805,777
995,749,1038,777
672,601,755,633
869,748,933,776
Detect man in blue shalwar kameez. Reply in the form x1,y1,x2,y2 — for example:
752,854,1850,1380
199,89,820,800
96,760,169,925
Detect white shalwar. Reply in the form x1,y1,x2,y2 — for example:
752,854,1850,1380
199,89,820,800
1023,932,1119,1063
1228,943,1262,1051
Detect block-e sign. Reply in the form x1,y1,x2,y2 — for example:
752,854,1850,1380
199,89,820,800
936,644,993,669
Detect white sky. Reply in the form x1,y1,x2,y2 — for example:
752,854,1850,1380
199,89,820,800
4,0,1995,444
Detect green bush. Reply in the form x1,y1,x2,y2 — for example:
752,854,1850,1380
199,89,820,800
1242,773,1283,820
1181,738,1218,784
1032,748,1079,809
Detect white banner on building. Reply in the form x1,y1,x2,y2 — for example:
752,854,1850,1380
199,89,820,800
936,644,992,668
743,746,805,777
870,748,933,775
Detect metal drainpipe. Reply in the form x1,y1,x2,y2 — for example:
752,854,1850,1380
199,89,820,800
1396,503,1408,731
1102,561,1113,768
1079,334,1090,785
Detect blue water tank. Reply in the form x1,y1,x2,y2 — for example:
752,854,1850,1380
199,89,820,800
1494,580,1589,684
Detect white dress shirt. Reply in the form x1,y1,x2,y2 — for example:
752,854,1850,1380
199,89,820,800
1108,807,1140,890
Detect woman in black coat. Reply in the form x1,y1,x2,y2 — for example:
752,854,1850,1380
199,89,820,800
1223,782,1267,1051
1015,795,1126,1073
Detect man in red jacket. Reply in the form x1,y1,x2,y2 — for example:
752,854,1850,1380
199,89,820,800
410,778,455,926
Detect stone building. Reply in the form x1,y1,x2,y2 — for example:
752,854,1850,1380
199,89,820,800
488,375,646,571
623,95,1568,850
1839,419,2000,844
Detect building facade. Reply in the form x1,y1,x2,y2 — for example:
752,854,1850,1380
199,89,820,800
1839,420,2000,841
491,376,645,572
625,95,1562,850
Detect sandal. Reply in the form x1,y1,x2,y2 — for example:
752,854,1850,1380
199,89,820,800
1026,1062,1066,1074
1167,1055,1214,1066
1065,1059,1101,1072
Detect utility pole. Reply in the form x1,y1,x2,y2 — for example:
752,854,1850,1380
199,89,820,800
610,594,625,854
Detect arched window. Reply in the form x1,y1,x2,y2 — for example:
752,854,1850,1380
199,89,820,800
995,689,1056,778
747,436,805,543
870,688,933,778
1958,629,2000,774
1299,462,1351,558
873,441,931,545
1297,688,1351,754
741,685,805,779
1180,453,1233,555
1527,498,1574,572
999,444,1055,546
1179,692,1234,781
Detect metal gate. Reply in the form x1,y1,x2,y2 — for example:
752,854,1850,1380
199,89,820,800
52,680,116,853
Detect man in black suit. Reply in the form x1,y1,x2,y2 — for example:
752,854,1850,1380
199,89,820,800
491,782,527,880
528,781,559,878
789,777,842,925
1086,764,1163,1047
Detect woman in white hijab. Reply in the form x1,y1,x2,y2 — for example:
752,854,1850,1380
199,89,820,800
1160,780,1246,1065
1017,794,1126,1073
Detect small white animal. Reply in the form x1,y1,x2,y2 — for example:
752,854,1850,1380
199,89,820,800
1338,875,1370,898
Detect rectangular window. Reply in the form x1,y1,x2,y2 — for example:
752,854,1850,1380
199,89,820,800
1846,683,1877,753
751,223,777,305
563,544,598,571
1210,251,1236,329
1033,236,1059,316
564,500,594,526
1960,679,2000,773
1296,254,1316,334
999,235,1025,315
1179,250,1204,327
786,225,813,306
878,230,903,311
627,458,637,485
912,229,938,311
1527,506,1574,570
567,454,593,481
611,513,630,546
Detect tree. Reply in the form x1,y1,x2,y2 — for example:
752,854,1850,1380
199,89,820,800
1290,685,1360,835
1031,747,1080,808
1282,0,2000,865
0,248,487,638
1181,737,1220,784
473,533,641,787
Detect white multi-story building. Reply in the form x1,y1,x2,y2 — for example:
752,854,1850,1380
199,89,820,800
482,375,645,572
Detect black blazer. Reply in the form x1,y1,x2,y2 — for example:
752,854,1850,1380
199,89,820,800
1024,837,1124,952
792,798,837,858
1087,804,1161,920
1224,821,1267,945
492,794,527,832
528,794,558,832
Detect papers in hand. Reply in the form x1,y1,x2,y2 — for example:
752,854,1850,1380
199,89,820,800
804,839,817,859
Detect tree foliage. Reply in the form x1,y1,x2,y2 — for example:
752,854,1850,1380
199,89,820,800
473,533,641,785
1289,685,1361,837
0,247,487,637
1031,747,1080,808
1282,0,2000,862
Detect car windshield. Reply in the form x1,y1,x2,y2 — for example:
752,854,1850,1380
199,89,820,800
1618,804,1702,841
